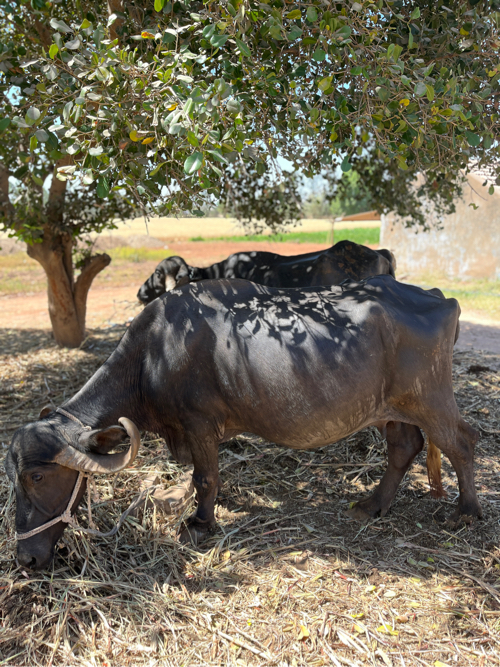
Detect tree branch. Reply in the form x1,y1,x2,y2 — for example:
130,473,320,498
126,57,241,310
47,155,73,226
108,0,125,42
73,253,111,326
33,17,53,49
0,163,13,218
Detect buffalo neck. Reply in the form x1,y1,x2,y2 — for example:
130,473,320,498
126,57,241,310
62,330,150,432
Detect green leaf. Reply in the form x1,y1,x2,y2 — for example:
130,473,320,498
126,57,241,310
489,185,494,195
287,9,302,19
410,7,420,19
154,0,165,11
206,148,228,163
312,48,326,62
65,37,81,50
35,129,49,142
351,66,363,75
414,81,427,97
96,177,109,198
184,151,203,174
226,99,241,115
210,34,228,48
341,156,351,172
183,98,194,117
425,84,434,102
50,18,73,33
235,37,251,57
318,76,333,92
483,135,493,149
465,131,480,147
49,44,59,59
377,86,390,101
25,107,41,126
203,25,216,39
306,6,318,22
0,118,10,133
287,25,302,41
187,131,199,147
30,135,38,151
80,18,92,30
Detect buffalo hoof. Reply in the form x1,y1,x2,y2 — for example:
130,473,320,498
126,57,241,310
447,502,482,527
178,517,215,546
345,499,388,523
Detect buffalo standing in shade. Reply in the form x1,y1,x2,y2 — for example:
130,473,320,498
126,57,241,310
137,239,396,304
6,276,481,570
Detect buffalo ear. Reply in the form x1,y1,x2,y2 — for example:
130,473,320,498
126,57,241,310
78,425,128,455
175,258,190,286
39,405,53,419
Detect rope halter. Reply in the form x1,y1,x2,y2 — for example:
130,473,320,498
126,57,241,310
15,407,154,542
15,407,91,541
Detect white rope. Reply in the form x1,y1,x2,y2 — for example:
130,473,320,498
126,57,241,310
56,407,92,430
15,406,161,542
16,472,162,541
16,471,86,540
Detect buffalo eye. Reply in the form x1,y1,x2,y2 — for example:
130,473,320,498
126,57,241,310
31,473,43,484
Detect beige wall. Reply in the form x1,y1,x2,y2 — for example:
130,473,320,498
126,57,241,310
380,175,500,279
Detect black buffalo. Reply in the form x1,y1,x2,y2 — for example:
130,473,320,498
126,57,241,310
137,240,396,304
6,276,481,569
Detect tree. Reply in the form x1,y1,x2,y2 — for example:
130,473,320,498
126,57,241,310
0,3,135,348
320,153,465,229
1,0,499,345
223,164,303,233
1,0,496,212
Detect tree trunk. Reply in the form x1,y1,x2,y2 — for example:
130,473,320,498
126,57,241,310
26,158,110,348
27,230,111,348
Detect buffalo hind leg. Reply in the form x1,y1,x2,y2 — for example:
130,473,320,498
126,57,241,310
178,441,220,546
347,422,423,522
427,418,482,523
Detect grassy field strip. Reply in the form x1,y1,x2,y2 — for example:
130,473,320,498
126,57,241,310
413,277,500,322
100,216,381,239
189,227,380,245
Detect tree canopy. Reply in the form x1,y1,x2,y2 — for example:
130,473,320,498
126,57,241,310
1,0,498,223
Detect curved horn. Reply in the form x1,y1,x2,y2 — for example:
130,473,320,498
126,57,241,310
54,418,141,474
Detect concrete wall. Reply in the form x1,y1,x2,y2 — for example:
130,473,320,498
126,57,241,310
380,174,500,279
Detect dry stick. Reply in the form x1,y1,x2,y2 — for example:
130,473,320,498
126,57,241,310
446,563,500,609
210,626,272,662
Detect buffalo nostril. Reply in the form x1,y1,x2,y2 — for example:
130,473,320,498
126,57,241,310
17,552,35,569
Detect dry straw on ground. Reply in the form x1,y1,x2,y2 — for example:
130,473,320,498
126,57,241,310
1,326,500,666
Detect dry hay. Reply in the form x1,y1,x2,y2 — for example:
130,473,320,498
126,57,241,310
1,326,500,667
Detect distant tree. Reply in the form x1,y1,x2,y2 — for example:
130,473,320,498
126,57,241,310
223,164,303,234
321,155,464,230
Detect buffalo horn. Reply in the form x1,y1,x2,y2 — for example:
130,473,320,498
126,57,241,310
54,417,141,474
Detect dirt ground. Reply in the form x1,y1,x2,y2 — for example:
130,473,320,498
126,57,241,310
1,326,500,667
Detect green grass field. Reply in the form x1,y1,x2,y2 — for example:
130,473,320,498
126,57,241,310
107,246,174,263
414,275,500,320
190,227,380,246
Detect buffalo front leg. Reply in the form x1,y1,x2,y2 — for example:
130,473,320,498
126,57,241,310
178,441,220,546
347,422,423,522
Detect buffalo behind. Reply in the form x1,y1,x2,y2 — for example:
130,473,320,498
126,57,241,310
6,276,481,569
137,239,396,304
